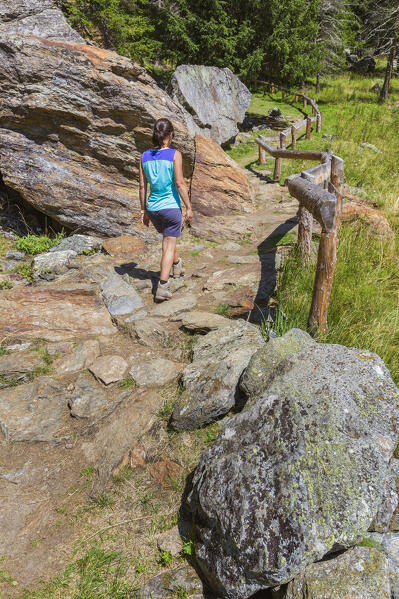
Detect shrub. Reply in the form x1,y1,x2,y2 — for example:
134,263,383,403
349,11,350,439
16,233,63,255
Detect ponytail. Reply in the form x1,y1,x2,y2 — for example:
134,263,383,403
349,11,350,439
152,118,174,148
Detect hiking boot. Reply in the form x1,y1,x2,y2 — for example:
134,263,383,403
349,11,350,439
172,258,185,278
155,280,172,302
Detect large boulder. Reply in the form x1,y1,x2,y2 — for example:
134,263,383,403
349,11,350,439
167,65,251,146
189,135,255,240
187,330,399,599
169,320,264,431
285,546,391,599
0,1,194,237
0,0,84,42
350,56,376,74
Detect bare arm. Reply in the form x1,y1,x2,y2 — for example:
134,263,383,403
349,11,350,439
139,157,150,226
174,150,193,224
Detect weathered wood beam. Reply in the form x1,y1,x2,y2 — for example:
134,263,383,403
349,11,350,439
301,161,331,186
256,138,327,162
308,231,337,335
331,155,345,215
298,203,313,264
306,116,312,139
287,177,337,232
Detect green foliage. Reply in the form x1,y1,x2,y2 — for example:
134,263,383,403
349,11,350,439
13,262,35,281
215,303,232,318
158,550,173,566
0,280,13,290
0,374,18,386
358,537,384,551
182,539,194,556
92,493,114,508
157,399,176,420
16,234,63,255
118,376,136,389
0,346,10,356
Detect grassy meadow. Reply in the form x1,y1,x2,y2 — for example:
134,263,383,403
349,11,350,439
228,69,399,383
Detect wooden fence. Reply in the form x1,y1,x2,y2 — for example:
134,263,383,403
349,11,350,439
253,80,322,180
255,88,344,335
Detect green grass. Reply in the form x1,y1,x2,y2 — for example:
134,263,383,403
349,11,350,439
14,262,35,280
16,233,63,255
0,236,15,257
118,377,136,389
358,537,384,552
0,280,13,290
215,303,232,318
275,224,399,383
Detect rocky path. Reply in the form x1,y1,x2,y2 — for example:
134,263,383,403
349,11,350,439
0,176,299,592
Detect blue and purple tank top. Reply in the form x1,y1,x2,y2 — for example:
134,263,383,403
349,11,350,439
142,148,181,212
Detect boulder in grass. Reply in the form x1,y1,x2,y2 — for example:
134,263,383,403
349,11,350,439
187,329,399,599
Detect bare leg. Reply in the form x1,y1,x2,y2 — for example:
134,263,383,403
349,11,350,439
160,236,177,281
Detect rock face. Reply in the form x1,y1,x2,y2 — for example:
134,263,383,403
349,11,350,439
0,2,194,237
0,0,84,42
167,65,251,145
285,547,391,599
350,56,376,73
342,201,393,238
190,136,254,229
187,330,399,599
170,320,264,431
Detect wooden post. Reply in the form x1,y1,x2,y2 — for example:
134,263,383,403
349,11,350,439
291,125,297,150
295,95,298,103
316,112,322,133
271,83,275,94
297,203,313,264
306,116,312,139
259,145,266,165
308,231,337,335
282,90,285,100
273,133,286,181
331,155,345,216
303,97,307,108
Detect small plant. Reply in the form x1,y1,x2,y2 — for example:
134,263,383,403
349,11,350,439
205,430,218,444
157,399,176,420
113,465,134,485
0,281,13,290
0,374,17,387
0,347,10,356
119,376,136,389
215,303,232,318
394,444,399,460
16,233,63,255
172,585,188,599
92,493,114,508
13,262,35,280
81,248,97,256
158,550,173,567
358,537,384,551
182,539,194,556
80,466,95,480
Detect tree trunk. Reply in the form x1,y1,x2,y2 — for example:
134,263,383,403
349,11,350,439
316,73,320,94
380,34,398,103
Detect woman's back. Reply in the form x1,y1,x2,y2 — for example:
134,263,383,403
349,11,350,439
142,148,181,212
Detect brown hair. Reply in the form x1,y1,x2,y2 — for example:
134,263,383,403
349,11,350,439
152,118,174,148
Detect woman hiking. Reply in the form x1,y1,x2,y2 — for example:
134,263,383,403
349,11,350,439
139,118,193,302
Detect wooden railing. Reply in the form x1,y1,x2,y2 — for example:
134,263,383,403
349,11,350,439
252,80,322,180
255,139,345,335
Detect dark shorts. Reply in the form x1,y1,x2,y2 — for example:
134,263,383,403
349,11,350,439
148,208,182,238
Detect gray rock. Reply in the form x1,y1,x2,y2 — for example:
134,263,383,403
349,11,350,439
179,311,231,334
89,355,128,385
369,533,399,599
388,459,399,531
33,249,77,275
5,250,25,260
127,317,170,348
156,526,183,557
49,234,103,255
167,65,251,145
321,133,337,140
359,142,381,153
125,310,148,322
169,320,264,431
220,241,241,252
136,565,204,599
285,547,390,599
53,339,100,374
68,372,109,418
129,358,182,387
370,82,382,94
101,274,144,317
187,330,399,598
369,460,399,533
268,107,282,118
0,377,70,442
0,0,84,42
0,350,44,386
151,294,197,318
228,254,259,264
